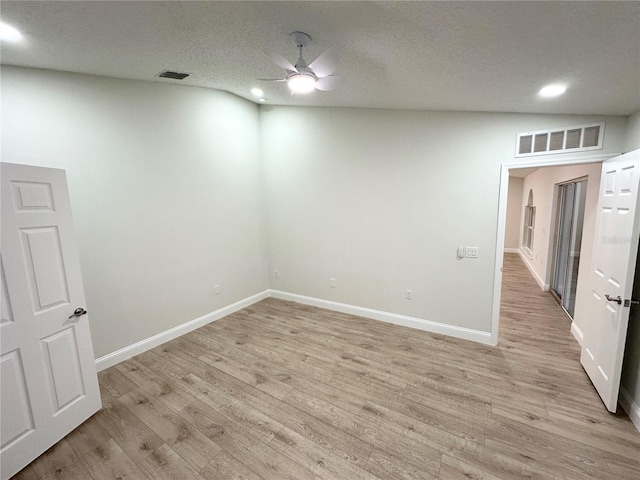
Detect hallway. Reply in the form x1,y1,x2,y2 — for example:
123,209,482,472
495,253,640,478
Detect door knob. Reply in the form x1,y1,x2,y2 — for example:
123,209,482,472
604,295,622,305
68,307,87,319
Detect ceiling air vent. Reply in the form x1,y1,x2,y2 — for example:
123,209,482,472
516,122,605,157
157,70,190,80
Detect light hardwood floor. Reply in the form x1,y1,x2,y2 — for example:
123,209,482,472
13,253,640,479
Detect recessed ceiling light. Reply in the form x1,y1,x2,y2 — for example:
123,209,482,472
539,84,567,98
0,22,22,42
251,87,264,97
259,98,266,103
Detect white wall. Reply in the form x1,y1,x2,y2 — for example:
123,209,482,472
261,106,627,334
505,176,524,250
1,66,633,359
1,67,269,358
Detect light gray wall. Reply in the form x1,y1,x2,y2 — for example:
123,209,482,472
1,67,269,357
261,106,627,333
505,176,524,250
623,110,640,153
2,66,634,363
622,111,640,413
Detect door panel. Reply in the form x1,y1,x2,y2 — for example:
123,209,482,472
20,226,71,311
1,261,13,325
41,327,86,412
580,150,640,412
1,163,101,479
0,350,35,449
11,181,56,212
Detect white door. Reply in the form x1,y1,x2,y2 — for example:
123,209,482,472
1,163,101,479
580,149,640,412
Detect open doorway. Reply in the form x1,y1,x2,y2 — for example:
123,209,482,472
491,152,617,345
492,150,640,426
498,163,600,342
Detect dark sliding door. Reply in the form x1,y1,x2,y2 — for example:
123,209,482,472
551,179,588,318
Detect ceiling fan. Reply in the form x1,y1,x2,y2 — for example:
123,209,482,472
261,31,344,94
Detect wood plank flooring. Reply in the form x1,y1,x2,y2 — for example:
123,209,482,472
13,253,640,479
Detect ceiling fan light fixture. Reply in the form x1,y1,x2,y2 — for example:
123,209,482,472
288,74,316,94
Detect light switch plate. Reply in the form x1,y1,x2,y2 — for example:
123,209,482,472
465,247,478,258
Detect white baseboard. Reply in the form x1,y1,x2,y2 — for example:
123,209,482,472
517,249,549,291
94,290,270,371
504,248,520,254
95,288,495,371
619,387,640,433
269,290,494,345
570,322,584,346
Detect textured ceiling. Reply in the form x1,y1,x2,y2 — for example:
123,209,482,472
2,1,639,115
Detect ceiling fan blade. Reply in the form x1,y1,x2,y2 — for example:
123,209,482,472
264,49,297,74
309,48,339,77
315,75,344,91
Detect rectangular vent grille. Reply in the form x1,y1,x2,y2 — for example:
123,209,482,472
157,70,190,80
516,122,605,157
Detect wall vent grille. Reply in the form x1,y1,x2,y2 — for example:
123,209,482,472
157,70,190,80
515,122,605,157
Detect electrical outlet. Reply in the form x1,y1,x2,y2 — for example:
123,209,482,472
405,289,413,300
274,270,280,279
214,284,221,295
330,277,336,288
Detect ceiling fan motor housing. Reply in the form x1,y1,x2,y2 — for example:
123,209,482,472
291,31,311,48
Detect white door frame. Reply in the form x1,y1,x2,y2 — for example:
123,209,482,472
490,152,621,345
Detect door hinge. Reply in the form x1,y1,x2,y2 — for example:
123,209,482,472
624,299,640,308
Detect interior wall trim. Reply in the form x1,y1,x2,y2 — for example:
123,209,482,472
517,248,549,291
269,289,494,346
94,290,270,371
570,321,584,346
95,287,495,372
620,386,640,433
